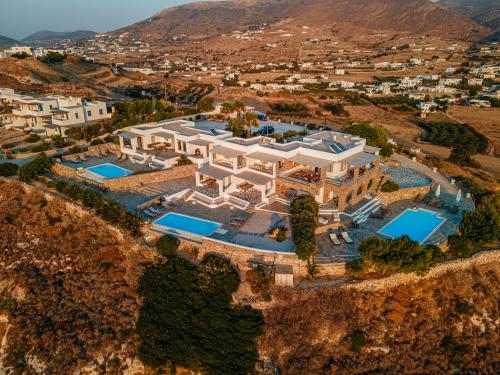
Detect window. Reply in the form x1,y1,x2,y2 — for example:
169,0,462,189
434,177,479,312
75,113,79,119
99,109,103,115
123,138,132,148
87,110,92,117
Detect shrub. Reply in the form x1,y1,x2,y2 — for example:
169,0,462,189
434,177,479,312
381,180,399,192
380,144,394,158
177,155,193,166
246,266,271,301
25,134,41,143
352,236,444,276
349,331,367,352
290,195,319,261
0,162,19,177
136,253,263,374
345,123,388,147
17,154,54,181
459,202,499,244
156,235,180,257
30,143,50,153
323,102,349,116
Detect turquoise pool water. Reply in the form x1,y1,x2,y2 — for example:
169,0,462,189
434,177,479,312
154,213,221,237
86,163,134,179
378,208,446,244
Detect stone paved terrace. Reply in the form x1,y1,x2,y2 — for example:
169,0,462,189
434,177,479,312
315,193,470,263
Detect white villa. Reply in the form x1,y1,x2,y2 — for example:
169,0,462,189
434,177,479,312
118,120,384,211
0,88,110,137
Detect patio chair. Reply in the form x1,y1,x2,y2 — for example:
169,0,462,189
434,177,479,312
149,207,162,215
341,232,354,244
333,212,341,222
79,155,88,161
143,209,156,218
329,233,342,246
72,156,81,163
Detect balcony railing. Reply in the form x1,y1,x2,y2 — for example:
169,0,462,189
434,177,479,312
195,186,220,198
249,163,273,175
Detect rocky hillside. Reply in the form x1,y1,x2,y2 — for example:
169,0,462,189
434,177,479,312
0,178,498,374
439,0,500,32
114,0,488,41
0,178,155,374
259,252,500,374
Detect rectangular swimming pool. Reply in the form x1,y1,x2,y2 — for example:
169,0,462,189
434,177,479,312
378,208,446,244
86,163,134,179
153,212,221,237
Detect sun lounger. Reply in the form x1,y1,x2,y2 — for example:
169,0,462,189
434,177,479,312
79,155,88,161
72,156,81,163
341,232,354,244
329,233,342,246
149,207,162,215
143,209,156,218
318,217,329,225
161,201,172,209
333,212,341,222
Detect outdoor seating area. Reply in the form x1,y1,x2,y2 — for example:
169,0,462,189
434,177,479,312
289,169,321,183
231,188,262,205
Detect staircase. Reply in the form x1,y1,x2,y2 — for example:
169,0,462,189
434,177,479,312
182,188,194,201
314,254,360,265
350,196,385,224
140,184,167,196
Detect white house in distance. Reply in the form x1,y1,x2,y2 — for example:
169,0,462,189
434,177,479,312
0,88,110,137
118,119,384,212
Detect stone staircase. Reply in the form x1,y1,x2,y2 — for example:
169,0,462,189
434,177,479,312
350,196,385,224
182,188,194,201
314,254,360,264
139,184,167,196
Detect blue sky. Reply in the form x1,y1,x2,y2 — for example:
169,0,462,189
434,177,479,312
0,0,197,40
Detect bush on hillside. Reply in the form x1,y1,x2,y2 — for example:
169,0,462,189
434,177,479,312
136,253,263,374
345,123,388,148
346,236,445,276
17,153,54,181
156,235,180,257
0,162,19,177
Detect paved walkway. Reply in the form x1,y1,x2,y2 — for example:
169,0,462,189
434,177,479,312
391,153,458,194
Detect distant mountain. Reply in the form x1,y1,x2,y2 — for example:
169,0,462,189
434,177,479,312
22,30,97,43
114,0,488,42
0,34,19,47
439,0,499,32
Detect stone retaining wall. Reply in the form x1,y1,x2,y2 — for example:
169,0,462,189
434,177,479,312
52,162,78,178
379,185,431,205
103,164,196,192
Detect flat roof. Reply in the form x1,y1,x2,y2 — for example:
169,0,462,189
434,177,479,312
188,139,212,146
152,131,175,140
247,151,284,163
198,164,232,180
212,145,246,158
343,152,379,167
119,131,139,139
290,153,333,168
235,170,273,186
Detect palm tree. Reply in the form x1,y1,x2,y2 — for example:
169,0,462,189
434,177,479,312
243,111,259,138
233,101,246,119
227,118,246,137
220,102,234,120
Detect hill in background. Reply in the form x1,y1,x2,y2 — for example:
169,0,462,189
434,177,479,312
0,35,19,47
22,30,97,43
439,0,499,31
114,0,488,42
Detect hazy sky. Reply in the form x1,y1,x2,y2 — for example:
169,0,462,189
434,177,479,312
0,0,197,40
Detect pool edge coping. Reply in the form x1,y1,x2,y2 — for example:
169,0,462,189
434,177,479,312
377,207,447,244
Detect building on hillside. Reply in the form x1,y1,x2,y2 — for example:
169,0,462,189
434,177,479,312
0,88,110,137
118,120,384,211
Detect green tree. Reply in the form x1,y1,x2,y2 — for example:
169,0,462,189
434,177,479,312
226,118,246,137
243,111,259,138
136,253,263,374
380,144,394,158
196,97,215,112
459,203,499,244
220,102,234,119
345,123,388,147
156,235,180,257
290,195,319,261
0,162,18,177
17,154,54,181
